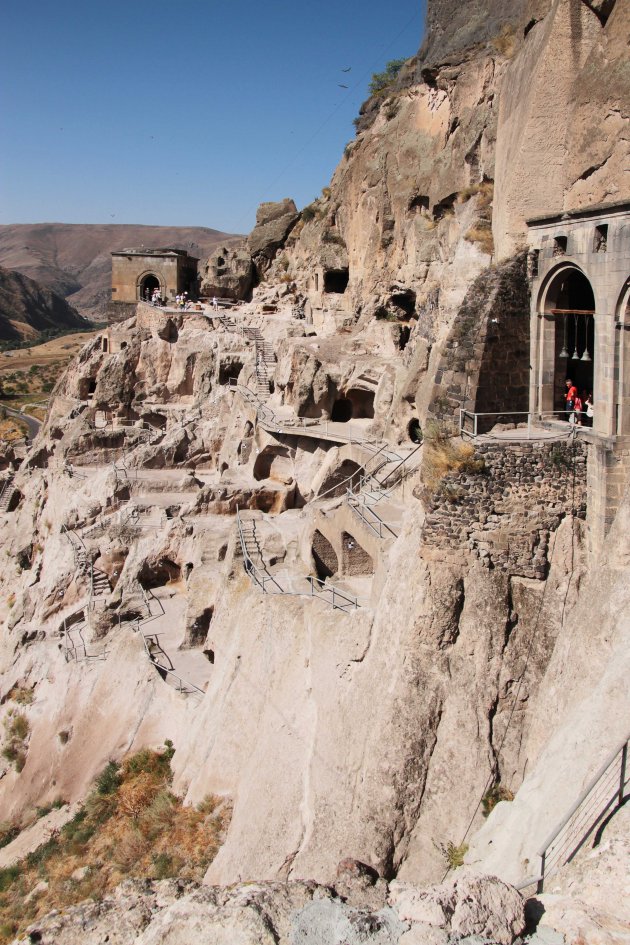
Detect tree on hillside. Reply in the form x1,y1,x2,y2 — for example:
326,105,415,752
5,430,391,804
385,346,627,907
369,58,407,96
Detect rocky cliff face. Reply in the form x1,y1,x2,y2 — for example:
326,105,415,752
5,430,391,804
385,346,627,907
0,2,629,943
0,266,89,342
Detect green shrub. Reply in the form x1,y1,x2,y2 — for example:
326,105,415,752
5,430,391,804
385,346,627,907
369,58,407,95
96,761,121,796
434,840,468,869
482,784,514,817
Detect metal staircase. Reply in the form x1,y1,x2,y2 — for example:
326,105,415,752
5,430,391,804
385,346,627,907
236,510,359,611
62,525,110,610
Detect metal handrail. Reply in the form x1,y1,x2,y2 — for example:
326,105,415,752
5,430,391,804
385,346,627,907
459,409,586,439
347,490,398,539
378,443,422,488
236,509,284,594
139,630,204,698
306,575,358,611
516,732,629,893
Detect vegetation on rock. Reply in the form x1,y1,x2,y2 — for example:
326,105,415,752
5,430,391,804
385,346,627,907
0,746,229,944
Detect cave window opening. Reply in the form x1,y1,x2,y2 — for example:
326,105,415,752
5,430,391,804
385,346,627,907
432,193,457,221
593,224,608,253
324,268,349,294
346,388,375,419
408,418,422,443
314,273,319,292
390,290,416,318
120,341,128,350
331,398,353,422
553,236,568,257
398,326,411,351
204,648,215,664
218,360,243,385
408,194,430,214
528,249,540,279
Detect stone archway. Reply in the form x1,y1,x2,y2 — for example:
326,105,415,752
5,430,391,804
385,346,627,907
138,273,161,301
312,530,338,580
341,532,374,576
614,279,630,435
538,264,596,414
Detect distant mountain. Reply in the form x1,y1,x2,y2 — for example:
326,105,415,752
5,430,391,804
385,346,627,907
0,223,242,321
0,266,89,342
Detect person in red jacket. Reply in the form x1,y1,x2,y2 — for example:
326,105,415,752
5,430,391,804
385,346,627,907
565,379,577,419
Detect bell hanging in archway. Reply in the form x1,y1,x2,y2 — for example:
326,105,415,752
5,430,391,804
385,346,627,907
581,315,592,361
559,314,569,358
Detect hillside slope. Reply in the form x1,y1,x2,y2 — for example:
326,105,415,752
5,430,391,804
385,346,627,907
0,266,89,342
0,224,241,321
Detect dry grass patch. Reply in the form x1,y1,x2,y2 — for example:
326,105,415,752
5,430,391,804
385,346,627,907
422,424,485,493
0,746,230,944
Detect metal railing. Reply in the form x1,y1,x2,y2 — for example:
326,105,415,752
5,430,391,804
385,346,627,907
517,732,629,893
347,491,398,539
236,509,284,593
459,409,584,440
63,613,107,663
306,575,359,611
139,631,205,699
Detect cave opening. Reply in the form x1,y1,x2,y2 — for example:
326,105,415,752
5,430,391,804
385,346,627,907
324,268,349,294
331,398,353,422
346,388,375,419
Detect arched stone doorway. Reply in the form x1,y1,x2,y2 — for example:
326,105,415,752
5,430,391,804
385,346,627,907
341,532,374,576
138,273,161,301
312,530,338,580
537,265,596,415
614,280,630,435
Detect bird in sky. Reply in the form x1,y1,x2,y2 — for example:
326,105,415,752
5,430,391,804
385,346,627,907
338,84,349,89
341,67,351,72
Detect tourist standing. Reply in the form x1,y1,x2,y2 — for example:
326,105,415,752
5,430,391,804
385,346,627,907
565,379,577,419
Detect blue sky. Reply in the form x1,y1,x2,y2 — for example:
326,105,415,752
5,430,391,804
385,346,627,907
1,0,425,234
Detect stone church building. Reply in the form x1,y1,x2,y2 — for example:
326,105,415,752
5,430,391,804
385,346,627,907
109,248,198,320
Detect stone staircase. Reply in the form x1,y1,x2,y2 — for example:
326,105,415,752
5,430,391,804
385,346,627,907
0,476,16,513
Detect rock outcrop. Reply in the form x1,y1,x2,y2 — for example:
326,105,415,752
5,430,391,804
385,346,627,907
0,265,89,342
17,871,525,945
198,243,255,301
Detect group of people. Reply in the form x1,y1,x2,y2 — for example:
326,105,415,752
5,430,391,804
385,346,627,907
565,379,594,426
144,287,165,307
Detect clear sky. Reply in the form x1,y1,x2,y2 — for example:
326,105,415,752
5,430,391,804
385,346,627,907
1,0,426,235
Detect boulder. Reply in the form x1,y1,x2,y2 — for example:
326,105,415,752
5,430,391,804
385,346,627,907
388,872,525,945
247,199,299,272
199,243,255,301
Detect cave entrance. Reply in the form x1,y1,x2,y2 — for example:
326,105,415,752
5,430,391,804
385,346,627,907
341,532,374,576
324,268,349,294
139,273,161,301
312,530,338,580
318,459,362,498
408,418,422,443
331,398,353,422
346,388,375,419
541,267,596,414
253,445,294,484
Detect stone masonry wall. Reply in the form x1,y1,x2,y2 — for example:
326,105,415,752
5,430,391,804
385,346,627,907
429,254,531,431
422,440,587,578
